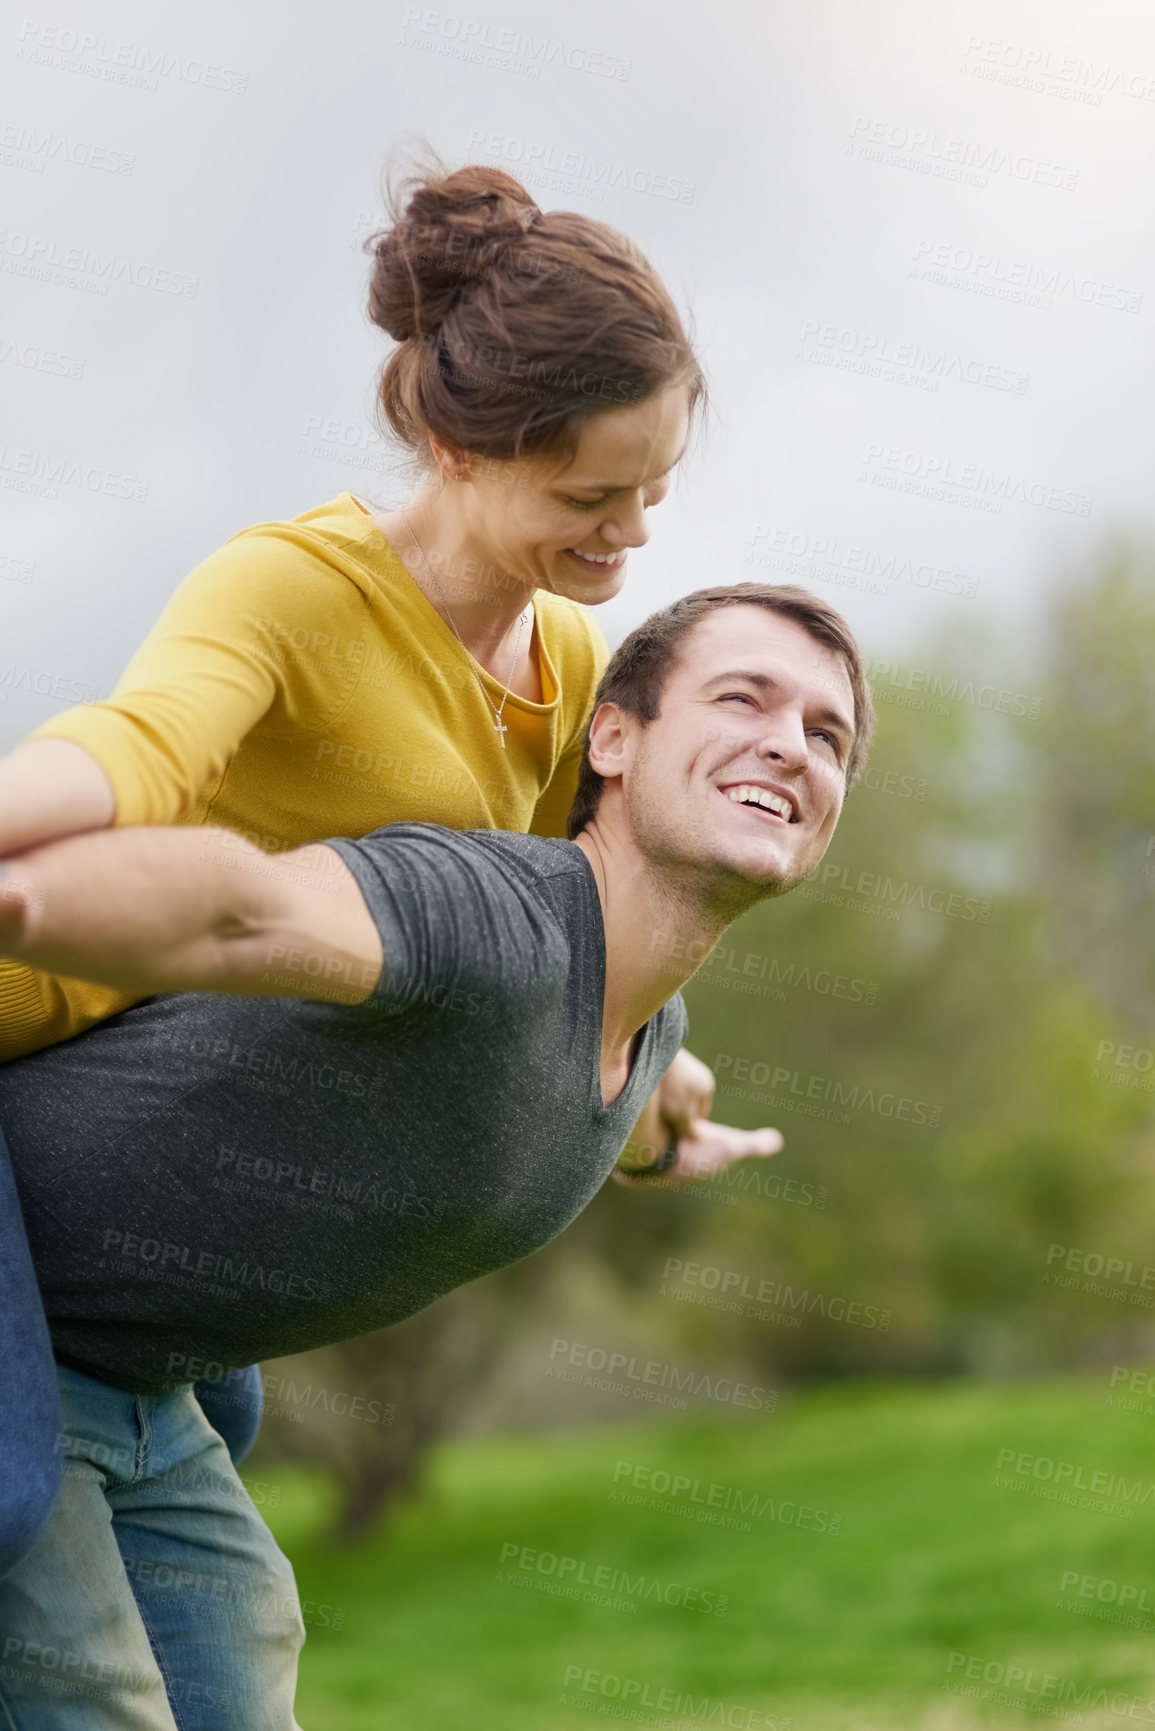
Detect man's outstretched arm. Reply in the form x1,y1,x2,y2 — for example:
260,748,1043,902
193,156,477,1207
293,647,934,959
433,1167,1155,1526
0,826,383,1004
615,1051,785,1186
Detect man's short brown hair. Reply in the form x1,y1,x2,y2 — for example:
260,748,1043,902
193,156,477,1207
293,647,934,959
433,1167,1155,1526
566,582,876,839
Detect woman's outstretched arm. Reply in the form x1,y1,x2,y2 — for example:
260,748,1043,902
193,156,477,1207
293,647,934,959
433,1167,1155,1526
0,739,115,855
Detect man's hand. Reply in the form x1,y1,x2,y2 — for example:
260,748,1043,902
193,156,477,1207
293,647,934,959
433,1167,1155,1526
654,1047,785,1177
670,1117,784,1178
655,1046,716,1141
612,1117,783,1186
614,1046,784,1187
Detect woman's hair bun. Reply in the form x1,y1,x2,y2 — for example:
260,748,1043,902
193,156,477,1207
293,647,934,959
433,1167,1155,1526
367,163,541,342
366,144,705,471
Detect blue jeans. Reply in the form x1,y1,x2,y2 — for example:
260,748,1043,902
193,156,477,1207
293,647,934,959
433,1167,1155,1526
192,1368,265,1469
0,1364,304,1729
0,1127,264,1578
0,1134,60,1579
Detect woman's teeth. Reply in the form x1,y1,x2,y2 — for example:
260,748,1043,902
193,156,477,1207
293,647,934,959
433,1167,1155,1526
566,549,625,567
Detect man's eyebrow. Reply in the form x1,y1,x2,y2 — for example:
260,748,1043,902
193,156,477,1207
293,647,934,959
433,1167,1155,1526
701,670,855,740
559,443,690,493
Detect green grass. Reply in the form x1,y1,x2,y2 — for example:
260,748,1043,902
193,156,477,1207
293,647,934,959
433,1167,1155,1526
267,1373,1155,1729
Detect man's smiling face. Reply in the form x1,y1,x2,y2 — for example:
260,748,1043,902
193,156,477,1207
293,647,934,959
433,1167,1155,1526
619,604,856,897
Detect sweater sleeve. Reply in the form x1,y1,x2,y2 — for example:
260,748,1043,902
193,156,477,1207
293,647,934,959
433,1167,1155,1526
0,969,139,1064
2,528,368,1061
23,531,357,828
529,606,610,841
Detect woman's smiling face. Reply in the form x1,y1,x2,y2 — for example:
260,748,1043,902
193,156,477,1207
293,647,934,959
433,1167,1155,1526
461,383,692,605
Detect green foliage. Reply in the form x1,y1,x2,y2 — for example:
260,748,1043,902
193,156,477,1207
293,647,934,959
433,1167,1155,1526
274,1376,1155,1729
1021,547,1155,1027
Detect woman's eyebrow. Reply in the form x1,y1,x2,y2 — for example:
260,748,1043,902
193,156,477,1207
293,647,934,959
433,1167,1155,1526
560,445,689,493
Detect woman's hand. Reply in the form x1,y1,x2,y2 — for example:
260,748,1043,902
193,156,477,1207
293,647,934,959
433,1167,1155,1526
0,868,38,953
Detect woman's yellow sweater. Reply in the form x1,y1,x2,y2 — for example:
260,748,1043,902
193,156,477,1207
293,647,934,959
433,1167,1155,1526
0,493,609,1061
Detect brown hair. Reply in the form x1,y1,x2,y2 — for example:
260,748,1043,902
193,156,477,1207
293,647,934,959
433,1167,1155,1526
365,153,705,466
566,583,877,837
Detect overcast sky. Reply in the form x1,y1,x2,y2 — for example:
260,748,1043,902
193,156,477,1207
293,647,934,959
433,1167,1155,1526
3,0,1155,744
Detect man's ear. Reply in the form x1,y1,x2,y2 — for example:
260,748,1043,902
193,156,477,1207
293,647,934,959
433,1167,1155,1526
585,702,634,786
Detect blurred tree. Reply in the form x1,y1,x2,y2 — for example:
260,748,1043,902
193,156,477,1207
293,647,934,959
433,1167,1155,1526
254,1248,555,1541
1020,546,1155,1030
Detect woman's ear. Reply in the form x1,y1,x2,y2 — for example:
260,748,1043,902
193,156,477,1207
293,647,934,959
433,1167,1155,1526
428,435,470,482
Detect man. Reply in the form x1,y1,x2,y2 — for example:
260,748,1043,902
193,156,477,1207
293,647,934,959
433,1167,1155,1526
0,581,872,1729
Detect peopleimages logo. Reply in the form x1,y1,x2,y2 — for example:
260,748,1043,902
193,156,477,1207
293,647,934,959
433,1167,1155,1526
814,861,990,925
0,554,36,584
959,35,1155,105
1046,1242,1155,1289
861,441,1093,517
661,1258,892,1332
866,656,1043,719
1059,1568,1154,1615
847,115,1079,189
0,334,85,379
467,129,694,202
0,229,199,298
399,9,632,79
14,21,250,93
701,940,879,1004
795,320,1028,396
215,1145,444,1222
1093,1039,1155,1093
0,121,135,176
911,237,1142,314
545,1337,777,1413
99,1229,322,1302
991,1445,1155,1520
945,1648,1155,1720
0,664,100,703
714,1053,940,1126
495,1541,728,1616
610,1460,842,1537
1043,1241,1155,1309
747,524,979,599
559,1664,791,1728
0,444,147,502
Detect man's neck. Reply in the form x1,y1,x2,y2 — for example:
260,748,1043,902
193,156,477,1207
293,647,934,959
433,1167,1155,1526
571,823,733,1076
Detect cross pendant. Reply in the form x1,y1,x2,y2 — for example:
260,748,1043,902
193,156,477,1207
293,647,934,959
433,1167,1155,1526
493,716,508,747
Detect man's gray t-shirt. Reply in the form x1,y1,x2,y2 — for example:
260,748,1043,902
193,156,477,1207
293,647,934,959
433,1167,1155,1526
0,826,686,1395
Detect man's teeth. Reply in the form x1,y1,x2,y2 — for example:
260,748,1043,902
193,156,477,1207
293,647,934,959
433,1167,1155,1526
567,549,622,565
727,785,793,820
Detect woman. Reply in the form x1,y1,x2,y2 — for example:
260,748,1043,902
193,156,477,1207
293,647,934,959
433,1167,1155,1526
0,156,719,1569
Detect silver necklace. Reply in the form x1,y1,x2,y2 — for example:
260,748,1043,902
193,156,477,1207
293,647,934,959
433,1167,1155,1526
400,508,531,749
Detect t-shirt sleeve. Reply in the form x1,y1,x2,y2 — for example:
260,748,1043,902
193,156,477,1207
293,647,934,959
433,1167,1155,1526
323,826,562,1021
643,994,689,1096
24,531,365,828
665,993,690,1065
